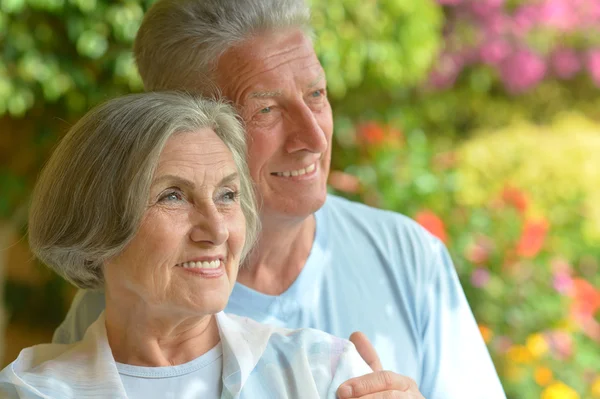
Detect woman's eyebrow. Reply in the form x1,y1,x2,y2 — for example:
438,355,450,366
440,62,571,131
151,175,195,189
219,172,239,186
152,172,238,188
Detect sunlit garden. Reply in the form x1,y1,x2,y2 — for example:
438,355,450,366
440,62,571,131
1,0,599,398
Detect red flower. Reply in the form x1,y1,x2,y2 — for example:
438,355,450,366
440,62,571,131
356,122,404,147
571,278,600,320
502,185,529,214
357,122,385,145
415,210,448,243
516,218,549,258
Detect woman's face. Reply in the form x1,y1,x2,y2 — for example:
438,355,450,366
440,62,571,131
104,129,246,318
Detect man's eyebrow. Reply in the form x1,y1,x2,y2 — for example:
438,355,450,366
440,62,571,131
248,90,283,99
308,74,325,88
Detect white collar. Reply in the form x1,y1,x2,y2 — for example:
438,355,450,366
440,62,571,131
8,312,276,399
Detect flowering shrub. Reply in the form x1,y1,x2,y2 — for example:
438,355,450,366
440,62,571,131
456,112,600,245
329,116,600,398
431,0,600,92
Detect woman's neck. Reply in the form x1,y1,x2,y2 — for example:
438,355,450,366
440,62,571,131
104,295,220,367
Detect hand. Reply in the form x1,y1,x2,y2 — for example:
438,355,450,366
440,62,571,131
336,332,425,399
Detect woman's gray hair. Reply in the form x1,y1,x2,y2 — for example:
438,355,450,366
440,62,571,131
134,0,312,94
29,92,259,290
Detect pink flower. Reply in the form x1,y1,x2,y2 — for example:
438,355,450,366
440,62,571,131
484,13,509,35
538,0,579,31
428,52,463,90
465,235,494,265
548,331,573,359
513,5,538,36
553,271,574,294
586,49,600,87
471,0,505,19
471,268,491,288
437,0,462,5
551,48,581,79
480,39,511,65
499,49,547,94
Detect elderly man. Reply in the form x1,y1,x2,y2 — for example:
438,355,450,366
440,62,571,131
54,0,506,398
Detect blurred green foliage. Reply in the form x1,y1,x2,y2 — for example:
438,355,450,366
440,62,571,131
0,0,147,119
2,0,600,397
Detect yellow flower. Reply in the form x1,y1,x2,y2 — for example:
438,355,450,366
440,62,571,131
478,324,493,344
534,366,553,386
504,364,525,382
592,377,600,398
541,381,580,399
526,333,549,358
506,345,533,364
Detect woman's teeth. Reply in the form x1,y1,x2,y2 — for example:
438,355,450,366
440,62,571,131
179,260,221,269
275,162,316,177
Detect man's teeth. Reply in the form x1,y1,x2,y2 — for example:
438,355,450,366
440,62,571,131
179,260,221,269
275,163,316,177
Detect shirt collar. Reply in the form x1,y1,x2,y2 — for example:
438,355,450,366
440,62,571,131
9,312,275,399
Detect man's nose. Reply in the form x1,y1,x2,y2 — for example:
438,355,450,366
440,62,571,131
284,103,329,154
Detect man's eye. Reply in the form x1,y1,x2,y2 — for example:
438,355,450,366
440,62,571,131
311,90,323,98
260,106,271,114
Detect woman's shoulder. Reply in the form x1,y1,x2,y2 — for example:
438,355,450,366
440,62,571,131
0,342,78,398
223,312,352,353
221,313,371,398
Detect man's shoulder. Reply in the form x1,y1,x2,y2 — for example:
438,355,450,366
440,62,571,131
323,194,440,251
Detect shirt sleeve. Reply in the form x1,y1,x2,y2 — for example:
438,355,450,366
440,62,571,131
52,289,106,344
326,342,372,399
419,239,507,399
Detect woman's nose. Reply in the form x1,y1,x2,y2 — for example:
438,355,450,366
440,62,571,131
189,206,228,246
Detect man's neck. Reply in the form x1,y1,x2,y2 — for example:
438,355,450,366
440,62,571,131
237,213,316,295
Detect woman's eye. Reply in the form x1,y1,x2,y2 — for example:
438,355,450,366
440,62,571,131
219,189,240,203
159,190,183,202
311,90,323,98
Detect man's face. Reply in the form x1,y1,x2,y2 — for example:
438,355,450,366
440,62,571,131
215,28,333,222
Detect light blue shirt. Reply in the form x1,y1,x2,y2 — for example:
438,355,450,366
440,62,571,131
52,195,506,398
116,343,223,399
0,312,370,398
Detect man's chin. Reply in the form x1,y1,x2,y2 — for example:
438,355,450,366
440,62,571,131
262,191,327,221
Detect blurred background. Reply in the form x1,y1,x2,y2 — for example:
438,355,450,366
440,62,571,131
1,0,600,397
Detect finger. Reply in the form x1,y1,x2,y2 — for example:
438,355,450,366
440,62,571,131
337,371,418,399
349,331,383,371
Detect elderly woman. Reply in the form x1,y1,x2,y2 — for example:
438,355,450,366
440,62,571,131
0,92,369,398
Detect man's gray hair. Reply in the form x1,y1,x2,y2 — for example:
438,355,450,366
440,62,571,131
29,92,259,290
134,0,312,93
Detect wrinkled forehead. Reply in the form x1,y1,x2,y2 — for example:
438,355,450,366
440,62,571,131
155,130,238,179
214,28,325,101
